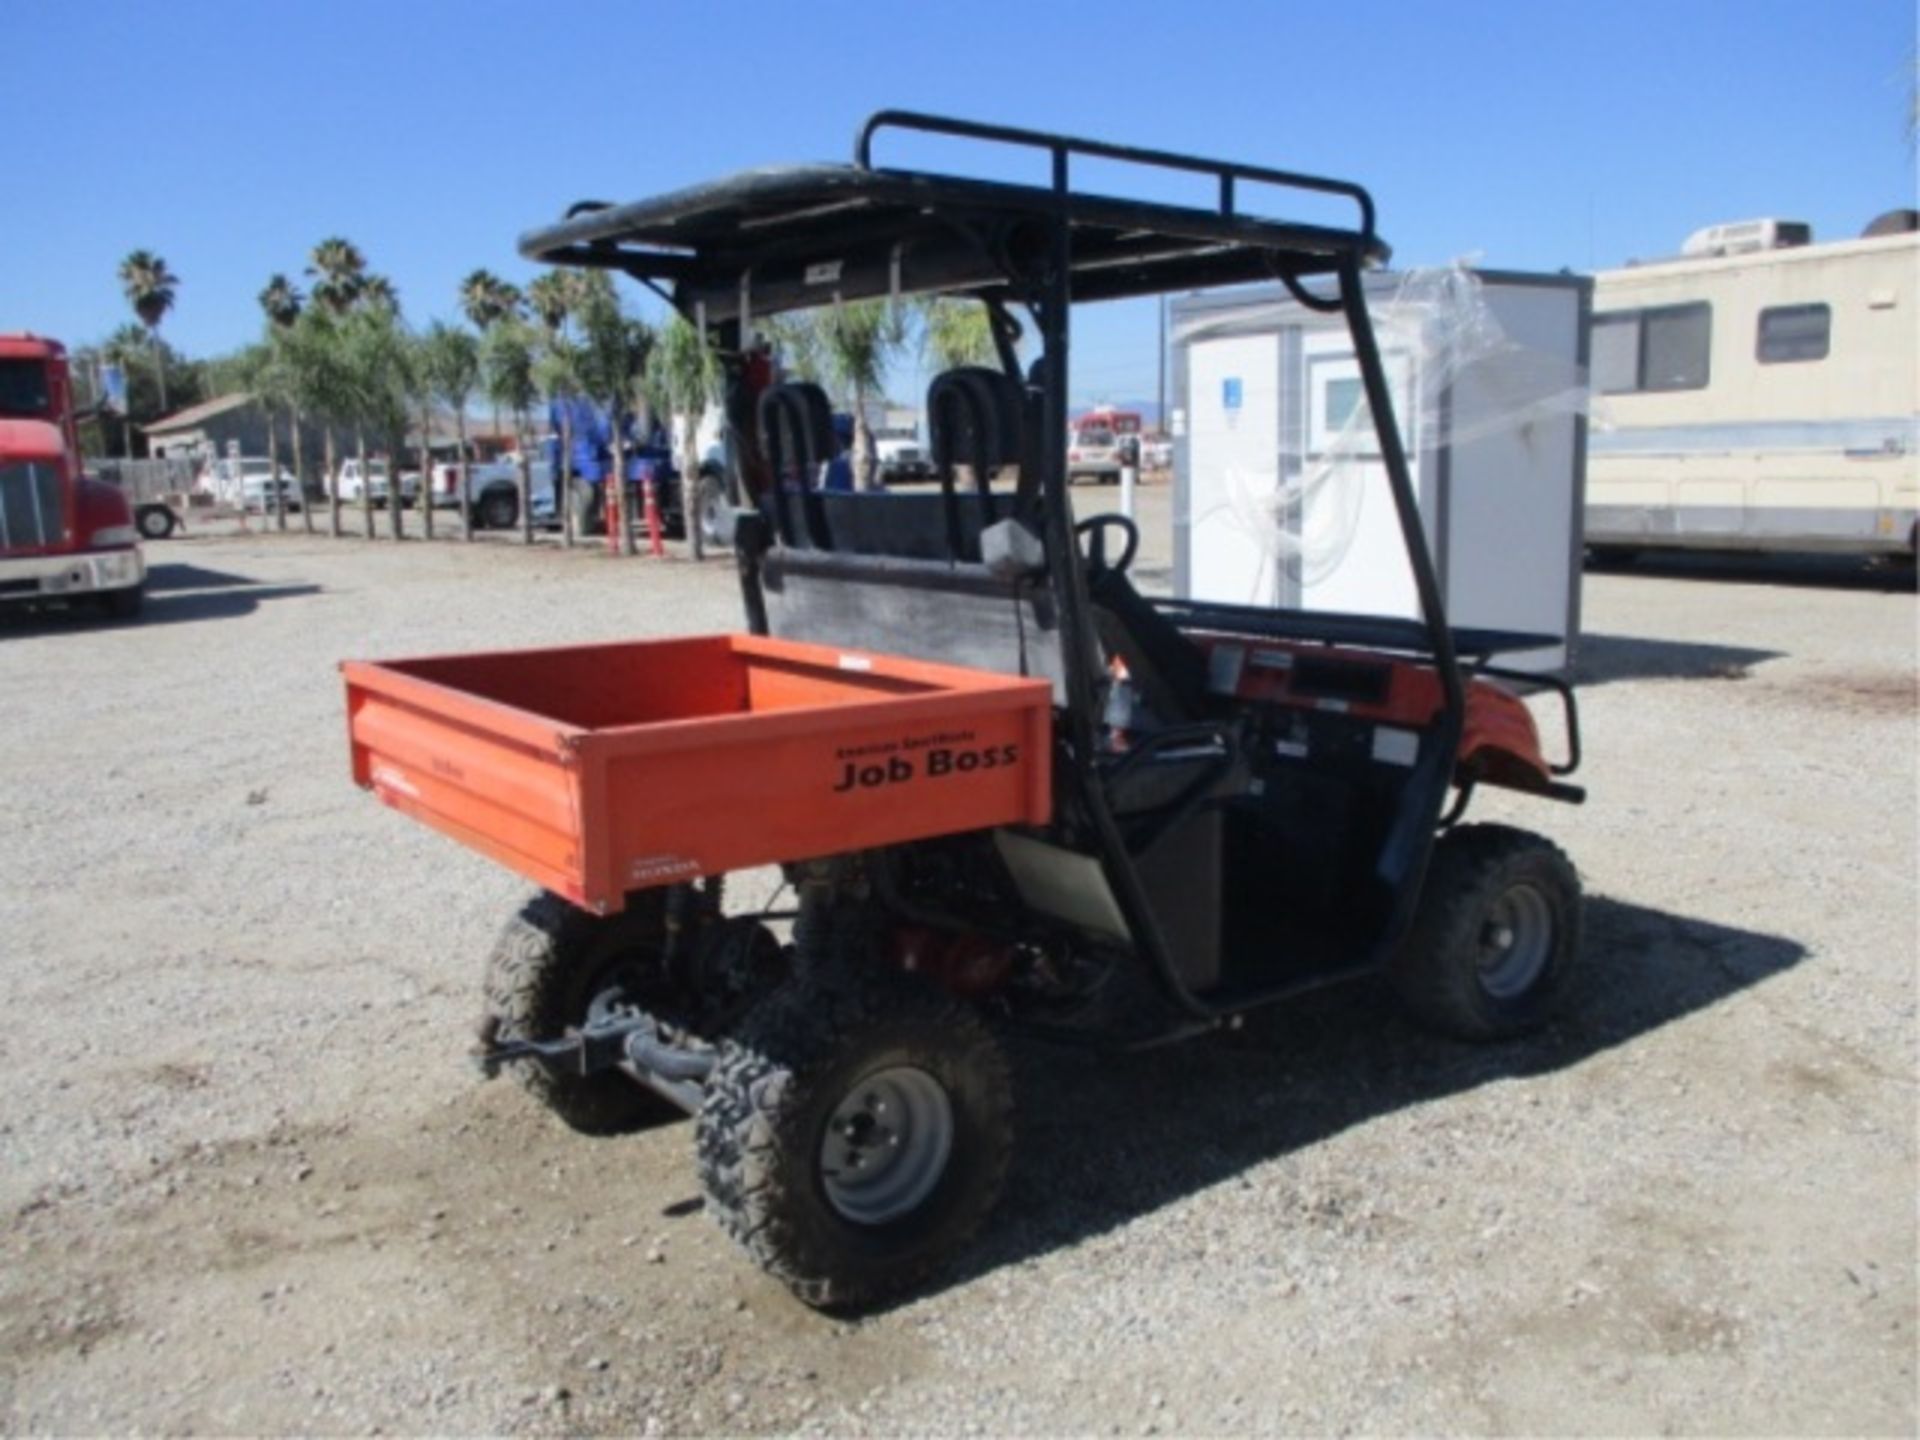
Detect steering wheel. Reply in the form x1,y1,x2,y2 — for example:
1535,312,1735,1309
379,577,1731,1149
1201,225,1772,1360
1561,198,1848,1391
1074,513,1139,577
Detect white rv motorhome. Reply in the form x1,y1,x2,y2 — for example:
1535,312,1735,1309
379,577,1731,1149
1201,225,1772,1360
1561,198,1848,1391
1586,214,1918,560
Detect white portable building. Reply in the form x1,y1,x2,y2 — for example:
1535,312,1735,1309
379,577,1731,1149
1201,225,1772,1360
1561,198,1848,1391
1169,268,1590,673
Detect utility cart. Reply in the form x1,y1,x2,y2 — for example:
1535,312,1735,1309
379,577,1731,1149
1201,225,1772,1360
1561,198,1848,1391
344,111,1586,1309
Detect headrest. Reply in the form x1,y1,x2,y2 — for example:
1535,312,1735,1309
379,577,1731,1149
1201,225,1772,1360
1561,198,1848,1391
926,367,1025,472
756,382,838,479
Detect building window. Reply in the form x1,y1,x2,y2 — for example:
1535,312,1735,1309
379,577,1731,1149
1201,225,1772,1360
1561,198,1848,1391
1593,303,1712,393
1757,303,1830,364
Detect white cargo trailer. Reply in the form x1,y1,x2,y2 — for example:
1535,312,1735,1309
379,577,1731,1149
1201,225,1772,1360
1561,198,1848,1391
1170,269,1590,673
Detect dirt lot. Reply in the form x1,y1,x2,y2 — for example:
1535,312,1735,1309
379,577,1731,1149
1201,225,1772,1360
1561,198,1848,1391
2,499,1914,1435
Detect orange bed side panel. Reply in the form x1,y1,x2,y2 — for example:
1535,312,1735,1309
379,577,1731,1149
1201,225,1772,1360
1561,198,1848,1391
344,634,1054,912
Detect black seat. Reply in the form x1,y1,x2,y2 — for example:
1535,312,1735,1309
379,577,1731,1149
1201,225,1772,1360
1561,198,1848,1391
756,381,838,549
926,366,1027,560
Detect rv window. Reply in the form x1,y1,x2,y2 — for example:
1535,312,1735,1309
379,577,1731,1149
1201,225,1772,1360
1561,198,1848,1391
1757,303,1830,364
1641,303,1711,392
1591,314,1641,394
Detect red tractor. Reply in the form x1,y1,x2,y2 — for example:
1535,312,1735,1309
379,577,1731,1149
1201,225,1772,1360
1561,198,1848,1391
0,334,146,619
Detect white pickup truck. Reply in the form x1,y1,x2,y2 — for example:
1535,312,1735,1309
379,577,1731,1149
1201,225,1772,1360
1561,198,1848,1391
423,456,557,530
334,457,420,508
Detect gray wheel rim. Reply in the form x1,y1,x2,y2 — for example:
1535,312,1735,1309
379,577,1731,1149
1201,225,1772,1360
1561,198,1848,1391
1477,881,1554,1000
819,1065,953,1226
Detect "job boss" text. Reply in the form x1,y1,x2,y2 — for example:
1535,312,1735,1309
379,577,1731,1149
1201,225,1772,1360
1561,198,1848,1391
832,743,1019,792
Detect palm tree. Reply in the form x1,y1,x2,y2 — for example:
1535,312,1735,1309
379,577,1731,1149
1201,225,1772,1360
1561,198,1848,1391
818,300,905,489
533,330,583,549
259,273,303,329
460,270,522,463
459,270,517,331
307,237,368,315
284,308,355,536
118,250,180,412
483,317,540,546
258,275,309,531
650,316,724,559
919,297,998,371
420,322,482,539
576,281,654,556
340,302,411,541
526,272,573,336
361,274,400,315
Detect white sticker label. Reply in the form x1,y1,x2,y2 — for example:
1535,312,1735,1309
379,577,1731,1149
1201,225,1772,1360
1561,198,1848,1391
804,260,844,286
630,854,700,884
370,763,420,799
1371,727,1420,767
837,653,873,672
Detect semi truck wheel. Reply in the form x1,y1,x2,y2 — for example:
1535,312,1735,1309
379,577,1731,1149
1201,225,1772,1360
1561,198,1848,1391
137,505,176,540
481,891,679,1134
696,969,1012,1310
1390,824,1580,1041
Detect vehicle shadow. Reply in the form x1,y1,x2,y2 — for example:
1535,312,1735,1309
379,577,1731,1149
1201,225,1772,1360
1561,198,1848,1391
893,895,1805,1312
145,562,270,592
0,564,321,636
1590,550,1916,594
1574,632,1784,686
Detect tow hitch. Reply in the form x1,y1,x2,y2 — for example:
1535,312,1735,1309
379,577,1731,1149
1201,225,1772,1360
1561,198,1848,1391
474,1004,715,1114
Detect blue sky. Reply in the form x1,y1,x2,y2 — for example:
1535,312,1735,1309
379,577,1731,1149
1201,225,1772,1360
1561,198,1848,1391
4,0,1913,408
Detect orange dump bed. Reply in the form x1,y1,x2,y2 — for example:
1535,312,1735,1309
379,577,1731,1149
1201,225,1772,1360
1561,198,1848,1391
343,633,1054,913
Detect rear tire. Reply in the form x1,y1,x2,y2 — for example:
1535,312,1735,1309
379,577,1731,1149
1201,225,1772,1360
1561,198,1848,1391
696,969,1013,1310
136,506,175,540
478,489,518,531
481,892,679,1134
1390,824,1580,1041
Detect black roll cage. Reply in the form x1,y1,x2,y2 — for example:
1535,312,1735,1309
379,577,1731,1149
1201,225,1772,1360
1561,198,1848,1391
521,110,1468,1030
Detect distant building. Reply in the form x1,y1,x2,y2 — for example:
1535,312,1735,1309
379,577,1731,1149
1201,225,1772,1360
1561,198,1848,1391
141,393,355,470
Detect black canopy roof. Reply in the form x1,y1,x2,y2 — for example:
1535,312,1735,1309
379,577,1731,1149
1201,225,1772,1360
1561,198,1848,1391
518,112,1392,321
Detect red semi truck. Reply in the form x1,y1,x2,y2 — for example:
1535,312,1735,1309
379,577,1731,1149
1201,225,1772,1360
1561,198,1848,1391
0,333,146,618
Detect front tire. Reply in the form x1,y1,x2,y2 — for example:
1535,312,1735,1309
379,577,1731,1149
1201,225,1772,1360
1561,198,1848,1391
1390,824,1580,1040
695,471,731,549
136,506,176,540
696,970,1013,1310
481,892,679,1134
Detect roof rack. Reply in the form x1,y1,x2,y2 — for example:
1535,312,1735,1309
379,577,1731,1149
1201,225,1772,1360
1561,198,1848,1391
855,109,1376,246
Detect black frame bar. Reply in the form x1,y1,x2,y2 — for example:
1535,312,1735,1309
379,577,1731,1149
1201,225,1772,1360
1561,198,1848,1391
529,110,1476,1028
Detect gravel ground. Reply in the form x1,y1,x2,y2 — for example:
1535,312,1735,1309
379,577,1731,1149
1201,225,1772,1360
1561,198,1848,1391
1,494,1913,1435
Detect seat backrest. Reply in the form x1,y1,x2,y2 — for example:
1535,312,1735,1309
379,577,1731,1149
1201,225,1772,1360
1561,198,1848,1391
752,366,1079,698
756,381,837,548
760,546,1072,701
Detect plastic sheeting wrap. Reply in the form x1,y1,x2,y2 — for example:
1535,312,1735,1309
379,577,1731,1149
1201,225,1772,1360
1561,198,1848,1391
1168,265,1592,670
1167,264,1589,602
